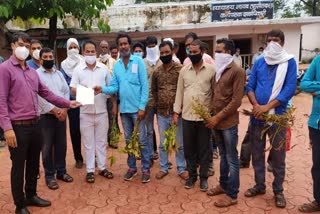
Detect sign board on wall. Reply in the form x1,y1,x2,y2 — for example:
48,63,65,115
211,0,274,22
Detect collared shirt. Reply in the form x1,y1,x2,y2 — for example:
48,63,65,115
183,53,215,66
212,62,245,129
144,58,162,107
152,62,182,117
246,57,297,124
233,55,243,68
70,62,110,114
174,62,215,121
26,59,40,70
300,55,320,130
0,56,70,131
97,56,116,75
102,54,149,113
36,67,70,115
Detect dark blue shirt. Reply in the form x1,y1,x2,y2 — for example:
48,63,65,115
246,57,297,124
60,67,76,100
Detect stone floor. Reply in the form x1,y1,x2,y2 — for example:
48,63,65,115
0,93,317,214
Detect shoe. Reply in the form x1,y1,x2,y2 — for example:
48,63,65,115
123,169,137,181
168,162,173,169
141,172,151,183
267,164,273,172
200,179,208,192
184,177,196,189
155,171,169,179
15,207,31,214
178,171,189,180
75,160,83,169
25,195,51,207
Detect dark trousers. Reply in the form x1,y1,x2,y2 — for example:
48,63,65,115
9,123,42,209
240,123,251,165
40,115,67,183
0,127,4,140
251,123,286,194
182,119,211,180
309,127,320,204
67,107,83,162
107,98,119,144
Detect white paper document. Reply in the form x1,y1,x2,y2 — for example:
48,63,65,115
76,85,94,105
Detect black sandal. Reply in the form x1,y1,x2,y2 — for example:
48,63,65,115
57,173,73,183
275,193,286,208
86,172,95,183
47,179,59,190
99,169,113,179
299,201,320,213
244,187,266,197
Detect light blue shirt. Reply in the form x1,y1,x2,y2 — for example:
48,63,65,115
300,55,320,130
102,54,149,113
36,67,70,114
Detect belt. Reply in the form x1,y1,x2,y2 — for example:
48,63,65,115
12,117,39,125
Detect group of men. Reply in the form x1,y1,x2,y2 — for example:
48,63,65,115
0,28,319,214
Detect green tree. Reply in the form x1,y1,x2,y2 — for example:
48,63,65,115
0,0,113,48
276,0,320,17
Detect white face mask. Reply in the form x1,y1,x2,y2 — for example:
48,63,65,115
214,53,234,82
67,48,80,60
84,55,96,65
146,46,159,64
32,49,40,60
15,46,30,61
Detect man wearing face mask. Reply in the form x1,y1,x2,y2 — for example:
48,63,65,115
174,39,215,192
144,36,162,164
0,32,81,214
26,39,42,70
70,40,113,183
36,48,73,190
205,38,245,207
151,41,188,180
60,38,85,169
183,32,215,66
132,42,145,58
233,48,242,68
94,33,150,183
245,29,297,208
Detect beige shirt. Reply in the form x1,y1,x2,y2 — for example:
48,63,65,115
97,56,116,75
70,62,110,114
233,55,242,68
144,58,162,107
174,62,215,121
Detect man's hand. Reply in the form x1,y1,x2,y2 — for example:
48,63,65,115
94,86,102,95
58,109,68,121
172,113,179,125
4,129,17,148
205,116,219,129
70,101,82,108
137,110,146,121
253,104,269,119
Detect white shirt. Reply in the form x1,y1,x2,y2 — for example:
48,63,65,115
70,62,111,114
36,67,70,115
233,55,242,68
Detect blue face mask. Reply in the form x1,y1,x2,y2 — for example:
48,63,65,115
185,48,190,55
134,52,143,58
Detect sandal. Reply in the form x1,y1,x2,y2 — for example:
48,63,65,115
244,187,266,197
214,195,238,207
86,172,95,183
299,201,320,213
207,185,225,196
99,169,113,179
57,173,73,183
47,179,59,190
275,193,286,208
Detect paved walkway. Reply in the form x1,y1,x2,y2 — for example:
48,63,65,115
0,93,317,214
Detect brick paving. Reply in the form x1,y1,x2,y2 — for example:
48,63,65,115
0,93,317,214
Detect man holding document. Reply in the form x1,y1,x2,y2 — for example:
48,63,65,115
70,40,113,183
94,33,151,183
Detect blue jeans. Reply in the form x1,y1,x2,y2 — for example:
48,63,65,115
157,115,186,174
145,106,155,160
120,113,150,172
214,125,239,199
250,123,286,194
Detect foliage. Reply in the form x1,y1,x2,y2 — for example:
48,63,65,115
192,97,211,121
119,120,142,159
163,124,178,155
276,0,320,17
109,117,121,148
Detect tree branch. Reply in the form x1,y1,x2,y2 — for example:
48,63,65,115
300,0,314,8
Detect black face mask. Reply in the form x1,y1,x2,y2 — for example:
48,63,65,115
42,60,54,69
160,54,172,64
189,53,202,65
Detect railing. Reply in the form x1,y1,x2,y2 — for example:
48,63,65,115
241,54,253,68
